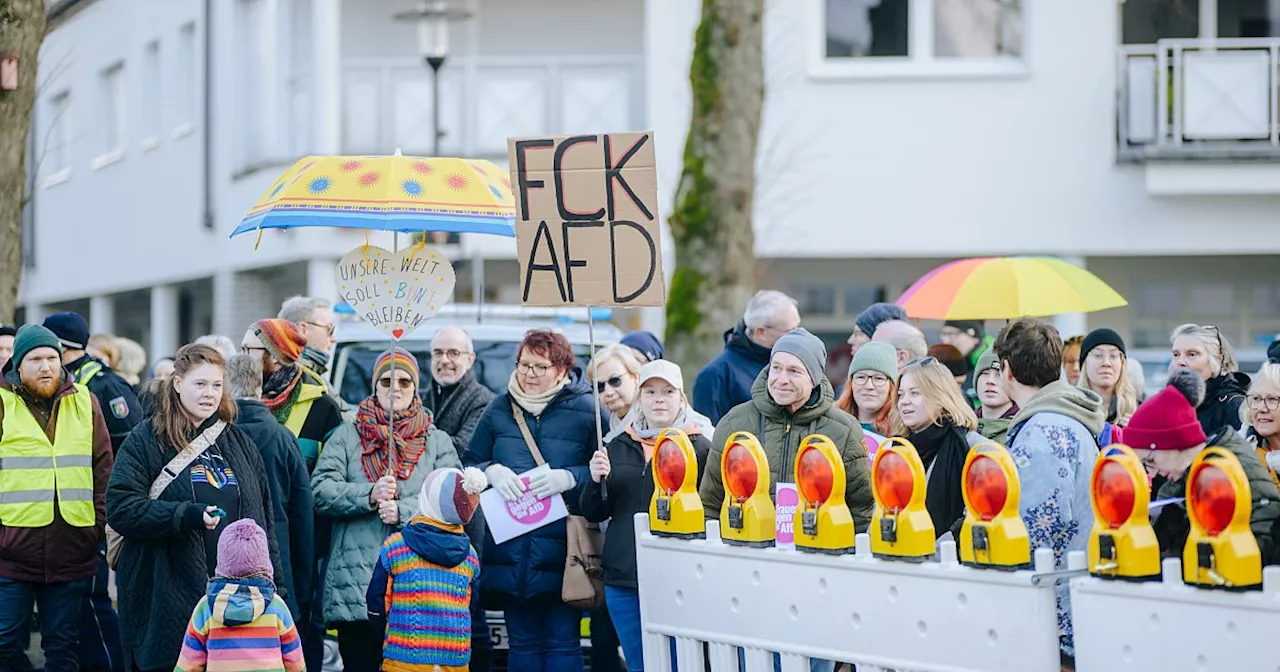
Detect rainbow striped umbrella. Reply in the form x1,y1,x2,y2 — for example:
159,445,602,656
897,257,1128,320
231,153,516,240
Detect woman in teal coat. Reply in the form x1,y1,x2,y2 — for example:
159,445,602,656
311,348,459,669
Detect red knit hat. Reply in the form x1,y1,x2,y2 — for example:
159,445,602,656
1123,369,1207,451
253,319,306,365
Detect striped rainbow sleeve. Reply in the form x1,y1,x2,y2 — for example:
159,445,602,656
175,597,212,672
271,595,306,672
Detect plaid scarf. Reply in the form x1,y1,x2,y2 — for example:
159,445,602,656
262,365,304,423
356,395,432,483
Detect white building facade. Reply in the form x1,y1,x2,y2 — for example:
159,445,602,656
21,0,1280,369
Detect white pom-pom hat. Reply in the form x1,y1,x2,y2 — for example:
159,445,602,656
418,467,488,526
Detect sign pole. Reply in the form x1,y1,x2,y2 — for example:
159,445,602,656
588,306,607,501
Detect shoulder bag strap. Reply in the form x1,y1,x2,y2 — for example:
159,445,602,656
511,401,547,467
148,420,227,500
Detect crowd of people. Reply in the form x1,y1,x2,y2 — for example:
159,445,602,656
1,288,1279,672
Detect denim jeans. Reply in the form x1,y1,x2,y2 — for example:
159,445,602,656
605,586,680,672
79,541,124,672
502,594,584,672
0,577,86,672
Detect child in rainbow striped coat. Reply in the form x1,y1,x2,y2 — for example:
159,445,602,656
175,519,304,672
367,467,486,672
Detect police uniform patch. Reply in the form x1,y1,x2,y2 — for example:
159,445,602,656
109,396,129,419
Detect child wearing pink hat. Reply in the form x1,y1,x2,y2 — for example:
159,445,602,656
176,519,303,671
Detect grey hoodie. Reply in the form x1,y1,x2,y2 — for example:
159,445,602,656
1009,380,1106,439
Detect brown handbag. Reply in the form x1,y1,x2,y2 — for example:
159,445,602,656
511,402,606,610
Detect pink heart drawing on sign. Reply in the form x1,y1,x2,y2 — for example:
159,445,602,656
392,328,404,339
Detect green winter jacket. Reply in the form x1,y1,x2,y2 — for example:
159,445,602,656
1154,427,1280,564
311,420,461,624
699,370,874,531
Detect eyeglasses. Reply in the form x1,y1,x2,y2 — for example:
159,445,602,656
904,356,937,368
851,373,889,388
517,362,551,376
432,348,471,360
377,377,414,390
304,321,335,336
241,346,266,355
596,376,626,394
1247,394,1280,412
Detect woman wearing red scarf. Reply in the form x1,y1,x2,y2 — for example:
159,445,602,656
311,348,460,669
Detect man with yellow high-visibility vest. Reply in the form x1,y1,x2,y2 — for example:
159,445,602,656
0,325,113,672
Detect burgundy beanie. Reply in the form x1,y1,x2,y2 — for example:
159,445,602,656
215,519,272,578
1123,369,1207,451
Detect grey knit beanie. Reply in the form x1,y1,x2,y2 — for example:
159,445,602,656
772,328,827,385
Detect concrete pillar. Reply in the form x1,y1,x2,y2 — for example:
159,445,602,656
312,0,342,154
150,284,180,359
89,295,116,334
212,270,238,338
23,303,49,326
306,257,339,303
1052,256,1089,339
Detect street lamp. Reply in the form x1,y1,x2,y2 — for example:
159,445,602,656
393,1,473,157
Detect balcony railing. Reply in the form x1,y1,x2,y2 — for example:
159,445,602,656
326,54,644,160
1118,38,1280,161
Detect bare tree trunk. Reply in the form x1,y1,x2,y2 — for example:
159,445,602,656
664,0,764,377
0,1,46,325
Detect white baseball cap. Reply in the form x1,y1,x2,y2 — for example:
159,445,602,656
637,359,684,393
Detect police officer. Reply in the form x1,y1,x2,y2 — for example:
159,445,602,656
41,312,133,672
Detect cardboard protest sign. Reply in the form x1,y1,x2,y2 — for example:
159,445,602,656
336,244,455,340
507,132,665,307
479,465,570,544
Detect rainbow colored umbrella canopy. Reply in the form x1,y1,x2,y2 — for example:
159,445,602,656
231,153,516,238
897,257,1128,320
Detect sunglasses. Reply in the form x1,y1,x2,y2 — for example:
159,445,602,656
904,356,938,368
596,376,625,394
377,377,414,390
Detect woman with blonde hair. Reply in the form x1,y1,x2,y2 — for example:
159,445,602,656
1077,329,1140,427
894,357,983,537
1244,361,1280,489
588,343,643,438
1170,323,1250,434
114,337,148,388
88,333,121,369
835,341,898,437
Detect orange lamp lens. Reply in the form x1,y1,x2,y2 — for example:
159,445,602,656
965,455,1008,521
1094,460,1136,529
797,447,834,503
655,440,687,492
1190,464,1236,536
874,451,914,512
724,443,758,502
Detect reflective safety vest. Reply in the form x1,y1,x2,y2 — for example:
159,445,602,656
284,382,325,470
75,361,104,385
0,384,96,528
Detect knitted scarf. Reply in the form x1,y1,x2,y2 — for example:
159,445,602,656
906,422,971,537
262,365,303,423
507,370,568,417
356,395,433,482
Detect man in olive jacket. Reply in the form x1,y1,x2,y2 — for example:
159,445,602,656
699,328,874,532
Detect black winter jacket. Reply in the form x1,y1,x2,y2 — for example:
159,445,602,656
1198,372,1250,435
580,431,711,588
235,399,315,618
425,369,495,460
106,418,284,671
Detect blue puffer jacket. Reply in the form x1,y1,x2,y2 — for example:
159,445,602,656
462,371,603,602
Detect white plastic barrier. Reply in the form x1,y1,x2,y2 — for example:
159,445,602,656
633,513,1065,672
1071,556,1280,671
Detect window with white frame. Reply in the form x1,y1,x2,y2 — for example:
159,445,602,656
143,40,162,145
45,91,72,180
820,0,1023,72
177,22,196,132
237,0,273,167
98,63,126,159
